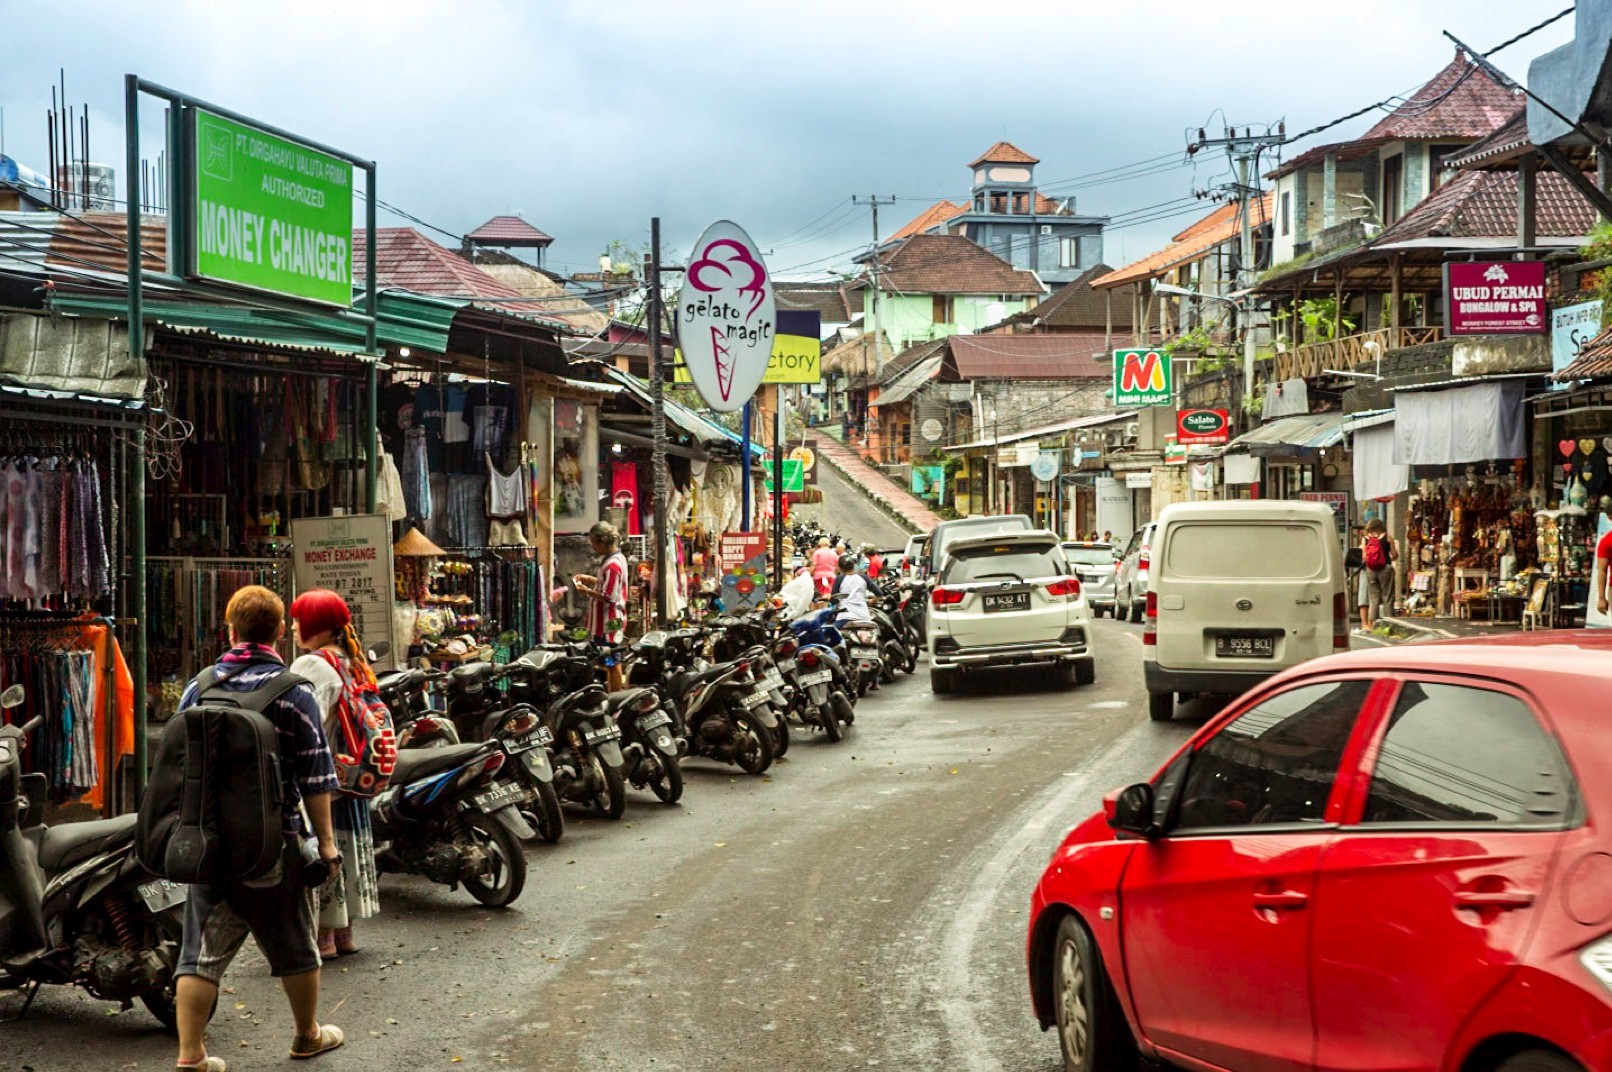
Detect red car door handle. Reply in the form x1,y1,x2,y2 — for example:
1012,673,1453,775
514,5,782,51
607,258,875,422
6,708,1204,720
1252,890,1308,910
1454,890,1536,911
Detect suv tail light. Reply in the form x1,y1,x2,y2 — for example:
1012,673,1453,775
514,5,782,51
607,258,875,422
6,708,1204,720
1137,554,1150,573
1143,590,1158,646
1045,577,1081,599
1333,591,1349,650
931,587,966,608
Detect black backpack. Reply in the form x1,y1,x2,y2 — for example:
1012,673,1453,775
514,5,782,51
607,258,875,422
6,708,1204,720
137,666,306,884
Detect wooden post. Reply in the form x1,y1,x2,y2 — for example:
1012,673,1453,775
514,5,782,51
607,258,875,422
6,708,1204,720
1389,252,1402,338
1517,153,1538,252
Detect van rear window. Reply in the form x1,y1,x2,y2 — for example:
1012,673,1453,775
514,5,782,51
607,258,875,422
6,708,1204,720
1163,522,1326,580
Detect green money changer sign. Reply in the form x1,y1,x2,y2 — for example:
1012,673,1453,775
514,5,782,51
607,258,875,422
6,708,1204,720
189,108,354,306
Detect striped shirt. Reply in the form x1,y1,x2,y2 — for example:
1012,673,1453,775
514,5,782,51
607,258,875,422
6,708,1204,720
588,551,629,644
179,643,340,837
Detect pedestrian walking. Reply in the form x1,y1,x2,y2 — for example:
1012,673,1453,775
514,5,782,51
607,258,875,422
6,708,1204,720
288,589,382,961
865,545,885,580
171,585,345,1071
1594,498,1612,619
810,536,838,596
574,521,629,690
1359,518,1397,631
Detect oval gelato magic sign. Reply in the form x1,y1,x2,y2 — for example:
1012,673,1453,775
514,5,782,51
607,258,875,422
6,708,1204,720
678,221,775,413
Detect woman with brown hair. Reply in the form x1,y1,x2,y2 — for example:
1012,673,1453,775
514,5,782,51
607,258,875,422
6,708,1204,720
288,590,382,960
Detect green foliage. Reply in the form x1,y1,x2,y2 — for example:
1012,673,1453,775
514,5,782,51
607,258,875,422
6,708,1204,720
1259,251,1315,284
1297,296,1356,343
1241,391,1264,417
1580,221,1612,262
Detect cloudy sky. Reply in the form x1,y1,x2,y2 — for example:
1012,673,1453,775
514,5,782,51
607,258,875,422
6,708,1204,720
0,0,1580,279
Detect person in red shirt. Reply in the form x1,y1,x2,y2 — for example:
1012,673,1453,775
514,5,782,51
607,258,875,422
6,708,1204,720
1596,502,1612,619
574,521,629,689
865,544,885,580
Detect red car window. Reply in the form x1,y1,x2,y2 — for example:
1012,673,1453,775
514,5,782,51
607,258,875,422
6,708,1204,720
1173,680,1372,831
1359,681,1577,827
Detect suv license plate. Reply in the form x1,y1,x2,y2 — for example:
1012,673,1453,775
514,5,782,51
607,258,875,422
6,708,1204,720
137,879,186,913
474,781,526,813
983,592,1030,613
1215,635,1275,658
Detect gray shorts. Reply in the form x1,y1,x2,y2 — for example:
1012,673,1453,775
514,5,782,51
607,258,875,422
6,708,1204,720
176,839,321,983
1365,566,1395,617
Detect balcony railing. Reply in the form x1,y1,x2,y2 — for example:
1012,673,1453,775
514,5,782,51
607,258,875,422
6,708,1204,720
1274,326,1443,381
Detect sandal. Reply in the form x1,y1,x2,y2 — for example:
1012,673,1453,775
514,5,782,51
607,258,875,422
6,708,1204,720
290,1024,345,1060
177,1056,227,1072
317,931,338,960
333,927,358,956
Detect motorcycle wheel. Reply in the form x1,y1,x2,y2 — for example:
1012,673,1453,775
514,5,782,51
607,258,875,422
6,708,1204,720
646,751,684,805
818,702,843,742
902,639,919,674
529,780,565,844
461,812,527,908
831,689,856,727
772,711,791,758
587,751,627,820
729,712,775,775
881,645,900,683
139,904,184,1032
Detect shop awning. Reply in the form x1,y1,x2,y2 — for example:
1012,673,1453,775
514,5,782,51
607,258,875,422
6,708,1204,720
1393,380,1526,465
950,410,1136,452
1225,411,1346,455
0,312,148,400
1353,422,1409,501
596,365,764,455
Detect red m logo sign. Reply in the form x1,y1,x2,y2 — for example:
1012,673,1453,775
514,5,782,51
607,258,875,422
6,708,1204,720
1119,350,1167,393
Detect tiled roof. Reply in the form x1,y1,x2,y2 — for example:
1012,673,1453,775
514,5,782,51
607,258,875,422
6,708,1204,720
970,141,1039,167
1090,195,1273,289
354,228,580,331
466,215,554,246
1360,54,1519,141
1444,107,1530,169
863,234,1044,296
878,338,948,385
774,281,863,323
1015,264,1131,329
1556,324,1612,381
1373,169,1598,245
889,199,965,241
944,332,1113,380
1265,140,1382,180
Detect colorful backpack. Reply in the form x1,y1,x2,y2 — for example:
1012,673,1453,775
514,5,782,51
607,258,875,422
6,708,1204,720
315,650,398,797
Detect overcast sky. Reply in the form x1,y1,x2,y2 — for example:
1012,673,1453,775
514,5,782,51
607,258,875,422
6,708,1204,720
0,0,1580,280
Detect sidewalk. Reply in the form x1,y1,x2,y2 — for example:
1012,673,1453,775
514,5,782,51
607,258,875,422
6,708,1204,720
1366,615,1526,645
812,434,942,534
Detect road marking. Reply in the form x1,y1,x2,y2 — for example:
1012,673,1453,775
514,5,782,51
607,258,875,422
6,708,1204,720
926,722,1155,1072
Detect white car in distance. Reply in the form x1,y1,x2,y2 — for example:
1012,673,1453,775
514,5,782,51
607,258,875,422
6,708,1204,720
926,530,1094,694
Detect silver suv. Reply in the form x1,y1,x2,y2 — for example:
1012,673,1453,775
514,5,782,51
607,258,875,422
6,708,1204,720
1112,523,1156,623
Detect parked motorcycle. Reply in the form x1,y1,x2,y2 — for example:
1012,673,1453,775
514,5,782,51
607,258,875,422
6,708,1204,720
503,647,629,819
627,631,776,775
839,618,886,696
0,685,183,1027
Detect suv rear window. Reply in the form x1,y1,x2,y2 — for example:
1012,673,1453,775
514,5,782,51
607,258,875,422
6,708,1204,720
946,544,1061,583
1163,522,1326,580
1063,545,1114,566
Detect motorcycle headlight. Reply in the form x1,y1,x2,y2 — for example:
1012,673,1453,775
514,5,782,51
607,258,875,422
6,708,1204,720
1582,934,1612,993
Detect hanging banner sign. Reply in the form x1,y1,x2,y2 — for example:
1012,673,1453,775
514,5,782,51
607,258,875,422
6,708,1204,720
1551,299,1603,389
788,439,819,485
1113,348,1172,406
762,459,805,493
673,310,821,385
1176,408,1230,445
678,221,776,411
716,531,770,611
1444,261,1547,336
188,108,354,307
290,514,396,670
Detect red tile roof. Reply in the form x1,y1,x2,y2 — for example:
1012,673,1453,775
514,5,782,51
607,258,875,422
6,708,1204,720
355,227,524,298
1361,54,1519,141
944,333,1113,380
889,199,965,241
1557,324,1612,381
1090,195,1273,289
1013,264,1132,329
467,215,554,246
1444,107,1531,169
1373,169,1598,244
865,233,1043,296
970,141,1039,167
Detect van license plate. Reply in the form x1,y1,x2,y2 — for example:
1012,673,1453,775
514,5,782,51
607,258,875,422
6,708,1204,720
1215,636,1275,658
983,592,1030,613
137,879,187,914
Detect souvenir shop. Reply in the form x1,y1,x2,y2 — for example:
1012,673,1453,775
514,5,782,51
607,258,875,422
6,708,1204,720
1525,382,1612,628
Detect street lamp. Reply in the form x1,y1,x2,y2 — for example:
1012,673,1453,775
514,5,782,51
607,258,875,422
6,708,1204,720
1151,282,1258,410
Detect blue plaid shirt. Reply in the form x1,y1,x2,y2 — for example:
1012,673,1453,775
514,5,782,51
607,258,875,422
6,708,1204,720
180,643,340,837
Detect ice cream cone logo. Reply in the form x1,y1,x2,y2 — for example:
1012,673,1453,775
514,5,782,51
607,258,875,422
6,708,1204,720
677,221,776,413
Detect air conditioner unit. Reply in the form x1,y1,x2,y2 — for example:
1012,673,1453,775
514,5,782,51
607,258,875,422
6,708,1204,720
1103,431,1121,447
1123,422,1140,439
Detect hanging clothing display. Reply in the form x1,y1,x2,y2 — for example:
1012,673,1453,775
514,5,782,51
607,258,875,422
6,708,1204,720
376,434,408,523
402,428,433,523
487,453,529,546
0,452,111,606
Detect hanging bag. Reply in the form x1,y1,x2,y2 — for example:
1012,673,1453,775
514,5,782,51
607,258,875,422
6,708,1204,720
313,650,397,797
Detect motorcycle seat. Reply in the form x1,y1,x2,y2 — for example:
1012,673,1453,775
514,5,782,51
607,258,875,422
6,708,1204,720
391,743,487,783
606,687,656,714
37,814,137,873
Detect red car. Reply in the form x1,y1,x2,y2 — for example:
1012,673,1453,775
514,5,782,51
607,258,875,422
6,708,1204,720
1027,632,1612,1072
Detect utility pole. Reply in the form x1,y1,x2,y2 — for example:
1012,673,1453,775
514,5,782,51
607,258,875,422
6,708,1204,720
854,194,897,380
1187,123,1284,412
647,220,670,625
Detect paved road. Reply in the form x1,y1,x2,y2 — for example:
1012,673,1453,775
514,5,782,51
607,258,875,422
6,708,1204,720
803,457,916,550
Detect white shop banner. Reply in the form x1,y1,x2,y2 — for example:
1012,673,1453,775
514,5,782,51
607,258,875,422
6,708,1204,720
1394,381,1525,465
291,513,397,671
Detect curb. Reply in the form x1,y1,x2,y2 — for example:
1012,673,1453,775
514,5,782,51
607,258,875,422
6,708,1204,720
817,450,925,536
1379,616,1457,642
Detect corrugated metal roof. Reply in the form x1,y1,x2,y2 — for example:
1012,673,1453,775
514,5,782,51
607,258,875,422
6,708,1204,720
950,410,1136,451
596,365,761,454
873,352,944,407
945,333,1111,380
1226,411,1346,453
1340,409,1396,433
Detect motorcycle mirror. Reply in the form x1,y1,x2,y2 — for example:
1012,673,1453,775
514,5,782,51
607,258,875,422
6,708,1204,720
367,640,391,660
0,684,22,709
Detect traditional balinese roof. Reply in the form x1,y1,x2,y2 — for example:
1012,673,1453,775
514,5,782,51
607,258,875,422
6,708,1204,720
1090,195,1273,290
858,234,1043,296
1373,169,1597,246
773,281,863,324
889,200,965,242
354,228,584,331
1360,53,1520,141
1002,264,1131,330
466,215,554,247
970,141,1040,167
942,333,1112,380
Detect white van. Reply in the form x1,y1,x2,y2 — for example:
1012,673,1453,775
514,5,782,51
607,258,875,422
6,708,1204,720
1142,501,1347,721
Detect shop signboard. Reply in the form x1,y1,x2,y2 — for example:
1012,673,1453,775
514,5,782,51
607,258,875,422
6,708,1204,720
1299,491,1349,515
1551,299,1603,389
677,221,776,411
673,310,821,385
189,108,354,307
290,514,396,670
788,439,819,485
762,458,805,493
1124,471,1153,488
996,444,1038,467
1030,452,1061,483
716,531,770,611
1176,407,1230,445
1163,437,1187,465
1113,348,1172,407
1444,261,1547,336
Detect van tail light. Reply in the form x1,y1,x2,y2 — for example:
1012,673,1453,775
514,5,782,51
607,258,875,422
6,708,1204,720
1333,591,1350,650
1045,577,1081,599
931,587,966,608
1143,590,1158,646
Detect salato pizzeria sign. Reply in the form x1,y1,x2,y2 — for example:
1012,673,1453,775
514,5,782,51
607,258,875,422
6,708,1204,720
1444,260,1547,336
678,221,776,412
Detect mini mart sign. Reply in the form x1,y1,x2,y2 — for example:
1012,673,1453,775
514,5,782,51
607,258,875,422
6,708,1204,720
1114,348,1172,407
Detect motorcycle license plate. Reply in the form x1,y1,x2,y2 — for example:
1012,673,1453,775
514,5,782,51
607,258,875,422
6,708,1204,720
776,659,796,673
740,690,769,709
851,646,879,660
637,710,673,732
584,724,622,744
474,781,526,813
503,728,552,754
137,878,186,913
761,671,785,691
799,670,832,686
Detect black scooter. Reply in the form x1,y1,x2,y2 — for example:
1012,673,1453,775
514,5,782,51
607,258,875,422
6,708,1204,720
0,684,183,1028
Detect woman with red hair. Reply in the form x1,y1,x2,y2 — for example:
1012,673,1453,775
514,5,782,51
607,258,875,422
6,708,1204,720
288,589,381,960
